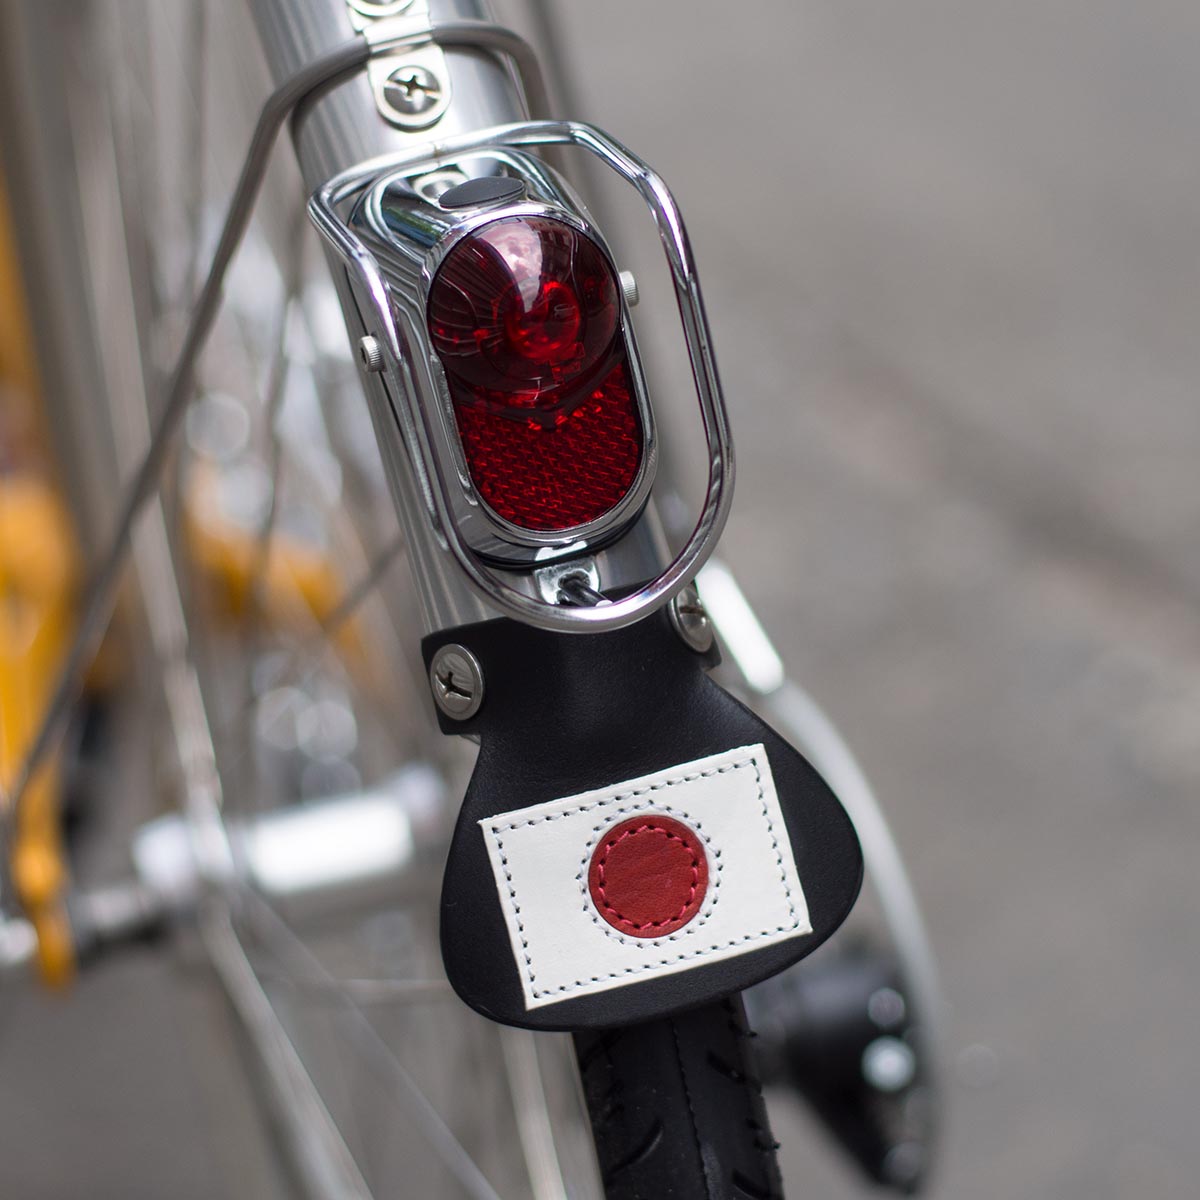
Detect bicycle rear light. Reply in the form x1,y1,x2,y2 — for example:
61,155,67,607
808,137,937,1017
427,216,642,532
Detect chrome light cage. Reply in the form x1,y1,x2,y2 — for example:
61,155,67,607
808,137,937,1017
310,118,735,633
347,149,659,566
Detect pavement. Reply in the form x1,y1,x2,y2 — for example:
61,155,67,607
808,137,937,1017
559,4,1200,1196
3,2,1198,1197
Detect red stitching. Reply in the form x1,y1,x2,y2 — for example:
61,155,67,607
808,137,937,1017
593,820,703,931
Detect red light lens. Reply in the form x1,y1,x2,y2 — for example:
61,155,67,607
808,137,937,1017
427,216,643,533
501,278,582,367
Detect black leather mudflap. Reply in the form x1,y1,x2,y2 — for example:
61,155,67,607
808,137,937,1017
423,608,863,1032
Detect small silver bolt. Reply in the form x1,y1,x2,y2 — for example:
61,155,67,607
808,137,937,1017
619,269,639,308
358,335,384,373
383,64,443,116
669,584,714,653
429,644,484,720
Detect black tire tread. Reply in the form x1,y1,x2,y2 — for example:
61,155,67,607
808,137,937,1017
574,996,784,1200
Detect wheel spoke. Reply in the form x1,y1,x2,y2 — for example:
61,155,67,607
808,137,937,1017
243,891,505,1200
212,530,405,762
2,34,368,820
253,972,454,1005
202,905,376,1200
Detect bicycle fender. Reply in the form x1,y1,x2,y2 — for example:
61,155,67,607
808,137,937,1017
423,610,863,1032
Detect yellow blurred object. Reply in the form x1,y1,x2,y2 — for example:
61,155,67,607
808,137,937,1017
0,173,80,987
0,477,81,987
185,460,364,669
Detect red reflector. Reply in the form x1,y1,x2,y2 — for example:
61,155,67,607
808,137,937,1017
427,216,643,532
453,361,641,530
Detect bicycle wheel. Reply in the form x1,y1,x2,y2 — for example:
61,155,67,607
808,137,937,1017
1,1,605,1196
0,2,884,1197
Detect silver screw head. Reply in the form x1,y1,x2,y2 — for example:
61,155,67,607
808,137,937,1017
383,64,443,116
619,269,639,308
669,584,714,653
429,644,484,720
358,335,384,373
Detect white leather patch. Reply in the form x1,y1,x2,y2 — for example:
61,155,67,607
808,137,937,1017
479,743,812,1010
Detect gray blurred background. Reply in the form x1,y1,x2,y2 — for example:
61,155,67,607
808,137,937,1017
573,4,1197,1196
2,2,1197,1197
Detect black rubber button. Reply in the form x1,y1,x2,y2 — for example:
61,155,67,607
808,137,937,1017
439,176,527,210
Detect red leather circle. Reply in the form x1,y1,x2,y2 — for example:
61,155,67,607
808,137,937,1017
587,815,709,938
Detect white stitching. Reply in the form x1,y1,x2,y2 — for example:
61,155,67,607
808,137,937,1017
490,760,751,832
486,751,803,1000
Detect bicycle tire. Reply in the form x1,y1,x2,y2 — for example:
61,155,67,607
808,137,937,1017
575,994,783,1200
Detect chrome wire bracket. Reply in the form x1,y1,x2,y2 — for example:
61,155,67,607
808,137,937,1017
310,120,736,634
